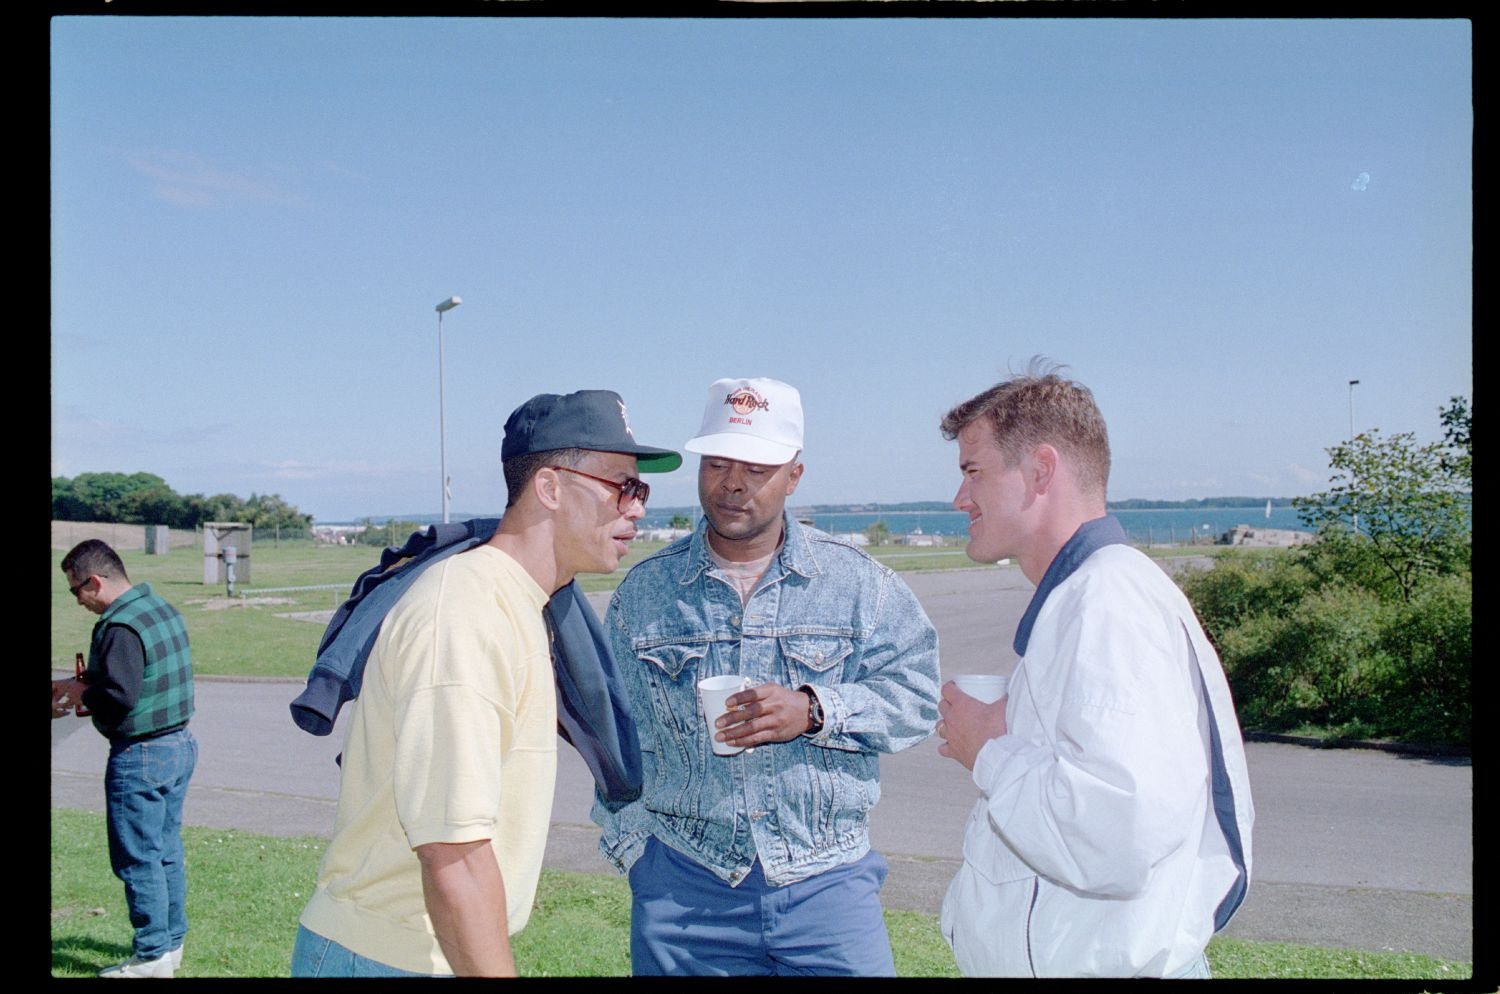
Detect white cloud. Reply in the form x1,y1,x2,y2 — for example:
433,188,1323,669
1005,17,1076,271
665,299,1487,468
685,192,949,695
262,458,420,482
1287,462,1326,487
124,148,308,210
154,185,218,208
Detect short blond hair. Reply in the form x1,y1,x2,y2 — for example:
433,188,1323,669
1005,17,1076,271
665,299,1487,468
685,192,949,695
940,357,1111,499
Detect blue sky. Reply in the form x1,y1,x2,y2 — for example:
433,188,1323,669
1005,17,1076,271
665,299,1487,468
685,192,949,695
51,16,1472,523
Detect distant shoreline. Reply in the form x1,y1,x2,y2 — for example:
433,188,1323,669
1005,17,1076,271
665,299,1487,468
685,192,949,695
345,498,1302,527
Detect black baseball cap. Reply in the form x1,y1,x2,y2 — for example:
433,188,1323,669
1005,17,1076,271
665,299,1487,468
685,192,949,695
502,390,682,474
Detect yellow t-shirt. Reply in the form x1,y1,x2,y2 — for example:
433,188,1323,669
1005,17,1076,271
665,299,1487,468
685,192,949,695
300,545,558,974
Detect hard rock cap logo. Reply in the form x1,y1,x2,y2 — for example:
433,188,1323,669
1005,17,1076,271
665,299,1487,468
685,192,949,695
618,399,635,438
724,388,770,416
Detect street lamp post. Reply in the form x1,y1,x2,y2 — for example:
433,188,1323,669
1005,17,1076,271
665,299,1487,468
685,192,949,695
436,296,462,524
1348,379,1360,535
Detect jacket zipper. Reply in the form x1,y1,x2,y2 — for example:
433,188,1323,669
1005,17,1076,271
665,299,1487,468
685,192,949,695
1025,878,1040,977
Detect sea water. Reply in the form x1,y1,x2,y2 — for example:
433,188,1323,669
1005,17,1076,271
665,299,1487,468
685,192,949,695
640,505,1311,546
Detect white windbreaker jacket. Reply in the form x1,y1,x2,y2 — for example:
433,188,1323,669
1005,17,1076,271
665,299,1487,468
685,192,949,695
941,519,1254,977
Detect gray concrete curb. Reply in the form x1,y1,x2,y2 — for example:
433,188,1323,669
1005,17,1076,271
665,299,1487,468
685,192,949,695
1242,731,1470,759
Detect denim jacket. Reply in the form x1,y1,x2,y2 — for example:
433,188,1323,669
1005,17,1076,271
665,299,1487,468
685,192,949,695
592,513,940,887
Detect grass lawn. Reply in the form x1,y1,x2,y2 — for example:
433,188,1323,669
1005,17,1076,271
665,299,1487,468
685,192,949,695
51,537,1009,678
50,809,1469,980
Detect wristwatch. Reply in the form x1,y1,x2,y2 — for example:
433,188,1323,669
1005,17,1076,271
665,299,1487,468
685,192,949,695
801,685,824,736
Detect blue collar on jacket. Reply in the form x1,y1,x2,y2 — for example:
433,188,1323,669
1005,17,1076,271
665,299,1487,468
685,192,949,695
1013,515,1130,657
676,511,821,585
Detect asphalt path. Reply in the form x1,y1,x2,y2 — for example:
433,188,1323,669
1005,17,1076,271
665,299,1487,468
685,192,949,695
50,563,1473,964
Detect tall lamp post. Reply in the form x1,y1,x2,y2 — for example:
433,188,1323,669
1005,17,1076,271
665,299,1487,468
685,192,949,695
436,296,462,523
1348,379,1360,535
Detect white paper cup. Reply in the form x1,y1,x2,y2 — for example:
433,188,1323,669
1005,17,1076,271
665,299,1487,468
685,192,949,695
953,673,1009,704
697,675,754,755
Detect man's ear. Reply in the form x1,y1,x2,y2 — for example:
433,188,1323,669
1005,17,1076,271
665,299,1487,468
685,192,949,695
785,461,805,496
1029,443,1059,496
534,467,564,511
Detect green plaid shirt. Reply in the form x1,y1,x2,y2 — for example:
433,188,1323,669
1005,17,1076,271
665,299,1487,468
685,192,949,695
90,583,194,740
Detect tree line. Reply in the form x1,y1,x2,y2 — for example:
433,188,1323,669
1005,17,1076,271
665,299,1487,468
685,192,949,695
51,472,314,532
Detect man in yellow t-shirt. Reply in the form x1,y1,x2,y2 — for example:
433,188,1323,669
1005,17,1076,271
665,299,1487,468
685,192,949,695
293,390,680,977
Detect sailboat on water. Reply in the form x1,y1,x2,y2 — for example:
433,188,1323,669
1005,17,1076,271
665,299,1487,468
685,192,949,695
1265,499,1273,520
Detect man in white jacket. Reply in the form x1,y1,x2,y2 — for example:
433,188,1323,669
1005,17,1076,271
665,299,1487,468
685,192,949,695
934,359,1254,978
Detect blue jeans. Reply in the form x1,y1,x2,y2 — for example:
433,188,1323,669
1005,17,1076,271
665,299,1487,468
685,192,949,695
104,727,197,960
628,837,897,976
291,924,446,977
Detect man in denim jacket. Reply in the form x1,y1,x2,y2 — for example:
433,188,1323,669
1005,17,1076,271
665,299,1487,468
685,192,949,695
592,377,941,976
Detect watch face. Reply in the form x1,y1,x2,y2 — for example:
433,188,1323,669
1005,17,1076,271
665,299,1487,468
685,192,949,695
800,686,823,734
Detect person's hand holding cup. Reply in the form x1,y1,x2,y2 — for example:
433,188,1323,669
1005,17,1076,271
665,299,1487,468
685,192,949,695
697,675,755,756
938,673,1011,771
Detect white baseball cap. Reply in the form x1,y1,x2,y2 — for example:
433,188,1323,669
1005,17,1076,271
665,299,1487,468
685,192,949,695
683,377,804,465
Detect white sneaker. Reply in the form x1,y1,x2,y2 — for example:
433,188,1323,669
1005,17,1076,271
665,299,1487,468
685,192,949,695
168,946,183,971
99,953,174,978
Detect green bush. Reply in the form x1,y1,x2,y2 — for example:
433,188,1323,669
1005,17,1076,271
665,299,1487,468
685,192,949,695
1217,584,1391,732
1178,552,1317,648
1191,564,1471,746
1294,533,1401,600
1375,573,1472,744
1207,397,1473,745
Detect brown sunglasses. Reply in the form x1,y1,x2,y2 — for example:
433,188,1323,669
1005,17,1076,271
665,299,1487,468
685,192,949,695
549,466,650,511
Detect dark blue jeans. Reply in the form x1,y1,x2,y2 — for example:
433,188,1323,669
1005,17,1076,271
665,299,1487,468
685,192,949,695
628,837,897,976
105,728,197,960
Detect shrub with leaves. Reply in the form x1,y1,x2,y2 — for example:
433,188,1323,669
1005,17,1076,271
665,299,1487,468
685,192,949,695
1183,397,1471,746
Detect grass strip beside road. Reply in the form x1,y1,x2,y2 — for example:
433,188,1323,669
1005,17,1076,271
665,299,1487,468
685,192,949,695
50,540,999,678
49,809,1469,980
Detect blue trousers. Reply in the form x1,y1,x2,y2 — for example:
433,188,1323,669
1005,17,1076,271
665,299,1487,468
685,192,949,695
290,924,444,977
628,836,897,976
104,728,197,960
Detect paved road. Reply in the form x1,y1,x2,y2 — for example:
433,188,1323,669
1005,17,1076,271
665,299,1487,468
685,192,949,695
50,564,1473,963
